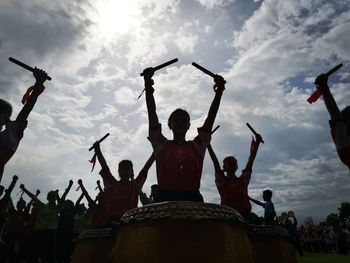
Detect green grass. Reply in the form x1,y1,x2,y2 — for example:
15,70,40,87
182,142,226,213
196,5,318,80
298,254,350,263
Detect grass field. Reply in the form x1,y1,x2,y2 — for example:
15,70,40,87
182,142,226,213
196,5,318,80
298,254,350,263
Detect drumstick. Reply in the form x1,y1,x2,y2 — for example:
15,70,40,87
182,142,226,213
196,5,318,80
211,125,220,135
89,133,110,151
192,62,226,84
9,57,52,81
325,64,343,76
246,123,264,144
140,58,178,76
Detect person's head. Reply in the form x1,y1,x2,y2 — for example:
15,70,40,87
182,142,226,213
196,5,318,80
46,191,57,204
262,189,273,202
150,184,159,199
16,198,26,211
0,99,12,127
63,199,74,210
118,160,133,181
77,203,86,214
223,156,238,175
287,210,294,218
167,109,190,134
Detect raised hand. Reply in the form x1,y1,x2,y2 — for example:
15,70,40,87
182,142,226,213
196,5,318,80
213,74,225,93
33,67,48,85
315,74,329,92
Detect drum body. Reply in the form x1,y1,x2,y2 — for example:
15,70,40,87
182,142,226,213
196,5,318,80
71,228,117,263
112,202,255,263
248,225,297,263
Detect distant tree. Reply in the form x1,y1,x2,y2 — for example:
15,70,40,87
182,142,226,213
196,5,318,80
324,213,340,226
338,202,350,220
304,216,314,227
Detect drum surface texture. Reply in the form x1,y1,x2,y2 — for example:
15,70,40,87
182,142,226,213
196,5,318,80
112,202,255,263
248,225,297,263
71,228,117,263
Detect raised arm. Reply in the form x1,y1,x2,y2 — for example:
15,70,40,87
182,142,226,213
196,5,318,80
20,184,41,204
77,179,94,206
58,180,73,208
16,68,47,122
3,175,18,199
201,75,225,132
245,134,262,171
75,193,84,208
24,189,40,213
143,68,160,130
249,196,264,207
207,144,222,173
315,74,341,120
93,142,109,171
136,153,155,191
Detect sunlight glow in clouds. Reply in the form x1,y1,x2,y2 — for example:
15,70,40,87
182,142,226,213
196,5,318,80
94,0,138,36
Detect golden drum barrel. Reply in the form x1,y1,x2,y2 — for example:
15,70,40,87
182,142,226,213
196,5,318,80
71,228,117,263
111,202,255,263
248,225,297,263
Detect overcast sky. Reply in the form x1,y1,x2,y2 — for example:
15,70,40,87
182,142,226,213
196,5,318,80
1,0,350,223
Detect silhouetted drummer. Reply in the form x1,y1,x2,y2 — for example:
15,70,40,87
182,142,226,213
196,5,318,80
0,67,48,182
92,141,154,224
142,64,225,202
207,132,262,220
314,72,350,171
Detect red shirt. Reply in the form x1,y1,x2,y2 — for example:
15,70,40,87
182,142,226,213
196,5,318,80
215,170,252,215
149,126,210,191
100,166,145,218
0,120,27,178
329,120,350,168
89,202,107,229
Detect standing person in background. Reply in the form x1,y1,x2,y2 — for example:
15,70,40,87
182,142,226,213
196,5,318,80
0,68,48,182
0,175,18,261
285,211,304,256
207,133,262,220
249,189,276,225
143,67,225,202
77,179,107,229
20,180,73,263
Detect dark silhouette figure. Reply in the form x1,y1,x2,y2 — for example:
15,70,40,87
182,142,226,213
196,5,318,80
20,180,72,263
143,67,225,202
207,134,262,220
0,68,47,182
249,189,276,225
315,74,350,171
93,141,154,224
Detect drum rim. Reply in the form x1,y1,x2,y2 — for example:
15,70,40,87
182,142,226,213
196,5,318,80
121,201,244,223
77,228,115,240
247,224,290,238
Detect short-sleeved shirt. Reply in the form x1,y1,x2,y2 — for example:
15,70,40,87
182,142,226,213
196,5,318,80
329,120,350,168
215,170,252,215
100,166,145,218
0,120,27,178
34,201,59,230
148,125,211,191
262,201,276,225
